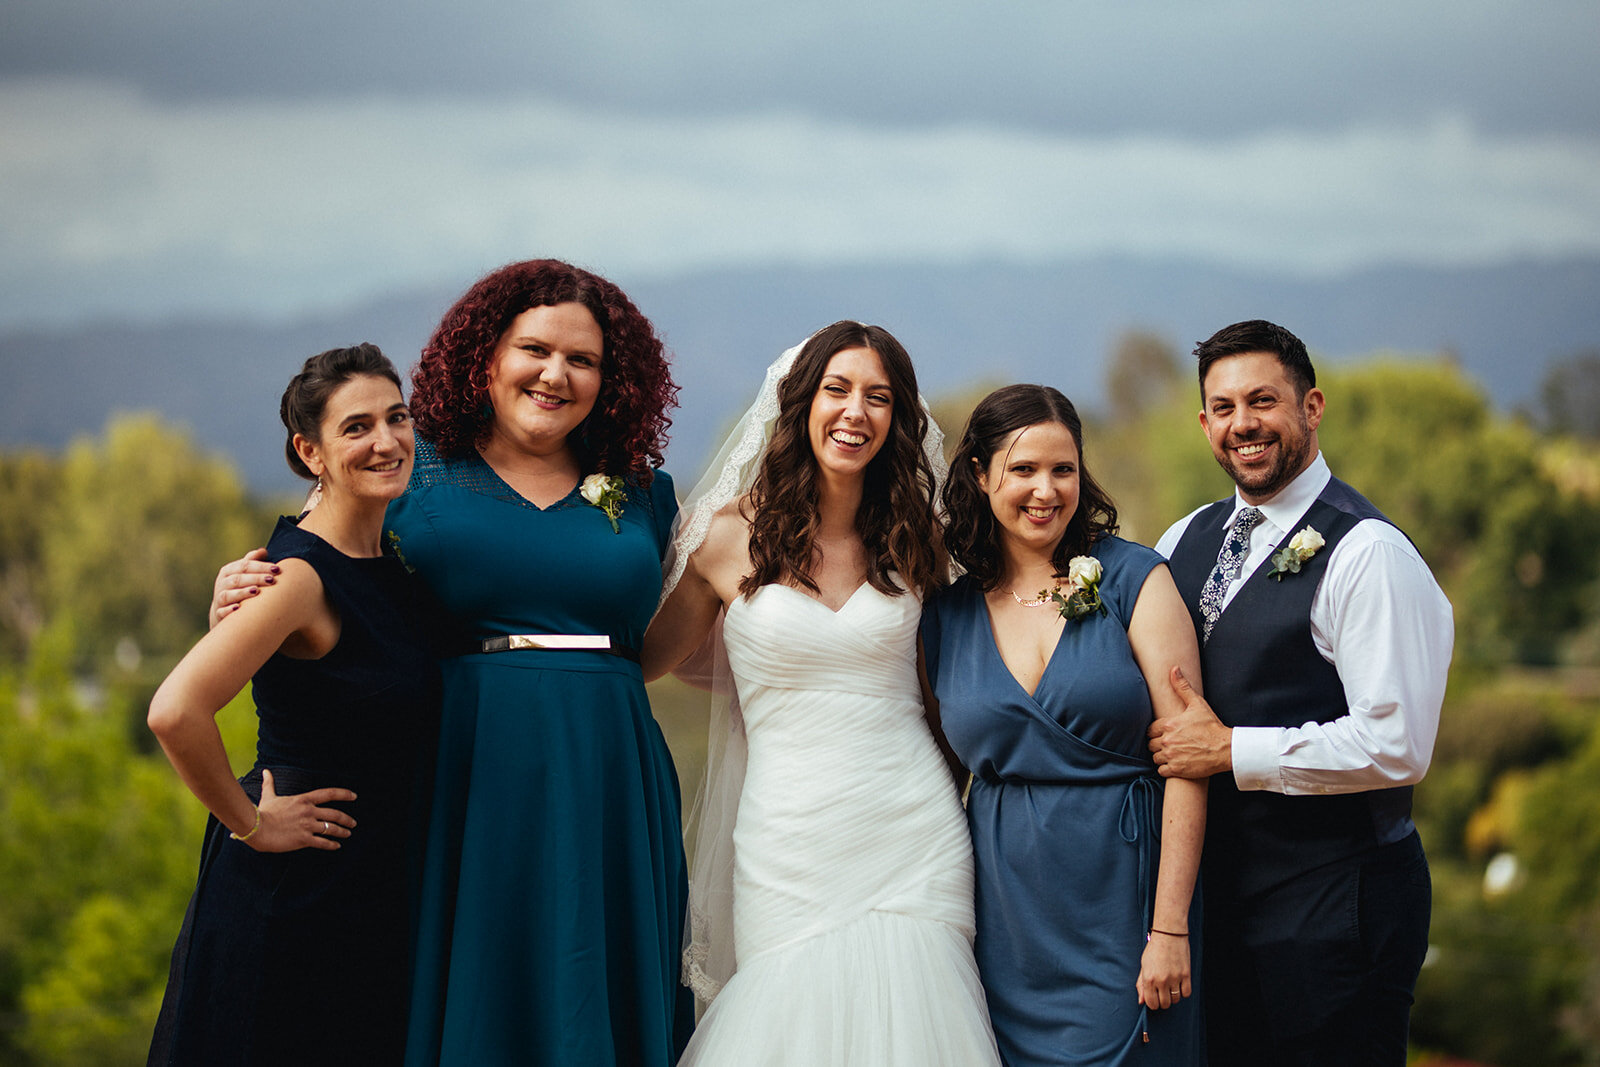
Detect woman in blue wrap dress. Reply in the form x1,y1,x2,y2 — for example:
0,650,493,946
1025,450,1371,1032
920,385,1207,1066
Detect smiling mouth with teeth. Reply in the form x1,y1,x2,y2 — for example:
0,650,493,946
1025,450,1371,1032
830,430,867,446
1022,506,1057,519
1234,441,1271,457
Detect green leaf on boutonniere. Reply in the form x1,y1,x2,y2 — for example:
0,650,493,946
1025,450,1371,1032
1267,525,1325,581
1044,555,1107,622
579,474,627,534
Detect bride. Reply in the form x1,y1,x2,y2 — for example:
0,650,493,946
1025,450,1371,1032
643,322,1000,1065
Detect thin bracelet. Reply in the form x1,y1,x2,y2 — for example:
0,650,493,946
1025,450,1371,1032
1147,927,1189,939
230,805,262,843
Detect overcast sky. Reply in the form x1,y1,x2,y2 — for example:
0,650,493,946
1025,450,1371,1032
4,0,1598,330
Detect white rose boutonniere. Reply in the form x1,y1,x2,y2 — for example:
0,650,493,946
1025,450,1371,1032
1044,555,1107,622
580,474,626,533
1267,525,1325,580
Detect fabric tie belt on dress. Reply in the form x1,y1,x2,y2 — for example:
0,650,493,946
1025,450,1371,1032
463,634,640,662
1120,775,1162,1045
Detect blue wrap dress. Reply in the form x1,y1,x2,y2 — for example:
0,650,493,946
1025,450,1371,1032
921,536,1203,1066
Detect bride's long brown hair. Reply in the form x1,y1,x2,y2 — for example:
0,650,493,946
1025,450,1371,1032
739,322,941,599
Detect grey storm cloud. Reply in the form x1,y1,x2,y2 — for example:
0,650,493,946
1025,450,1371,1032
3,0,1598,329
5,0,1597,138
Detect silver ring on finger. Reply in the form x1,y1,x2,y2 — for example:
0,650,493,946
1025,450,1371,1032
322,821,330,834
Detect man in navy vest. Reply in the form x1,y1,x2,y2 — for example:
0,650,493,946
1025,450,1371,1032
1148,319,1452,1064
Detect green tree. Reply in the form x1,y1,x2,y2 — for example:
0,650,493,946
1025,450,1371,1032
40,415,268,674
1317,360,1600,666
0,452,59,665
1441,707,1600,1063
1537,349,1600,440
0,622,237,1065
1316,359,1500,573
926,380,1007,465
1105,329,1184,422
16,896,174,1067
1092,393,1230,547
1090,330,1230,545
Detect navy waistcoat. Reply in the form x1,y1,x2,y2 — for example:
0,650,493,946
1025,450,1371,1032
1167,478,1414,899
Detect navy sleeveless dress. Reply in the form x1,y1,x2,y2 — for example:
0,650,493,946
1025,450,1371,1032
148,518,442,1067
921,536,1203,1066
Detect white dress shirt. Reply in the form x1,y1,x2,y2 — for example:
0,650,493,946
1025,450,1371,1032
1155,452,1454,796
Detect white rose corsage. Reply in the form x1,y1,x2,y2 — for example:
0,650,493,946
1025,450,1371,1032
580,474,626,534
1043,555,1106,622
1267,525,1325,580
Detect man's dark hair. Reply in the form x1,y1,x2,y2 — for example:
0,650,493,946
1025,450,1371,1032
1194,319,1316,399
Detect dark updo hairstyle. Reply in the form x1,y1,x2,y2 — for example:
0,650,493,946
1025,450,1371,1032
942,384,1118,591
409,258,676,482
279,342,401,481
740,321,941,599
1194,318,1316,400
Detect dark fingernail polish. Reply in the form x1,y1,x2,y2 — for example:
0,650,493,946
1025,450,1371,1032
271,565,281,573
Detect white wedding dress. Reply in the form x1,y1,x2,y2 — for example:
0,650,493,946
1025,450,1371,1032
677,581,1000,1066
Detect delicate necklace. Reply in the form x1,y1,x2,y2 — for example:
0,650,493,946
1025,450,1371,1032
1008,582,1060,608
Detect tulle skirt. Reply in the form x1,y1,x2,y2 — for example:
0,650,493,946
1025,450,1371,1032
678,910,999,1066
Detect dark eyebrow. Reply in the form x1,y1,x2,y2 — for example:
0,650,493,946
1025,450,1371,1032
1207,384,1277,406
509,334,602,361
822,372,891,391
336,401,407,430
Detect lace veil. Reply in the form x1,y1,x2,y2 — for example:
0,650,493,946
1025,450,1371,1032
660,335,950,1009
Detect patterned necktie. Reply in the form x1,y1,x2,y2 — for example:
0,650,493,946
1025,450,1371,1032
1199,507,1263,643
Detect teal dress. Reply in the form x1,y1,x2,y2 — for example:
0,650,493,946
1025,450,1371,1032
391,440,693,1066
921,536,1203,1066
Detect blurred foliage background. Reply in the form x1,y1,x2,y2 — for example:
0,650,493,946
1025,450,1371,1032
2,342,1598,1065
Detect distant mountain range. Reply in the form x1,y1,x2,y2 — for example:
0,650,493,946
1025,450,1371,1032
3,256,1596,494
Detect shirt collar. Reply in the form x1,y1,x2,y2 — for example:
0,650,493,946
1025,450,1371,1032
1228,451,1330,534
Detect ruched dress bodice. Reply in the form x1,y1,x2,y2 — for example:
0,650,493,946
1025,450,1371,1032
725,583,975,958
679,581,999,1066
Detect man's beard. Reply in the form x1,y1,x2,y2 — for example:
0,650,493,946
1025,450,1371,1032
1220,415,1313,500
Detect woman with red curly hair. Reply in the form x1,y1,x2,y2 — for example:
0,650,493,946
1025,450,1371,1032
214,260,693,1065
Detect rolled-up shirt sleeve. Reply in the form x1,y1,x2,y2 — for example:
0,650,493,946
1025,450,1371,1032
1230,522,1454,794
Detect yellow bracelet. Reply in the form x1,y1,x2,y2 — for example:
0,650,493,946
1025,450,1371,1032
230,805,262,843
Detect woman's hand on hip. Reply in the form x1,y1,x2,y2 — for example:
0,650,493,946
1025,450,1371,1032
245,769,358,852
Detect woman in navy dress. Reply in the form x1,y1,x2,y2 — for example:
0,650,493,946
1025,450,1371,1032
149,344,440,1065
920,385,1207,1066
212,261,693,1065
